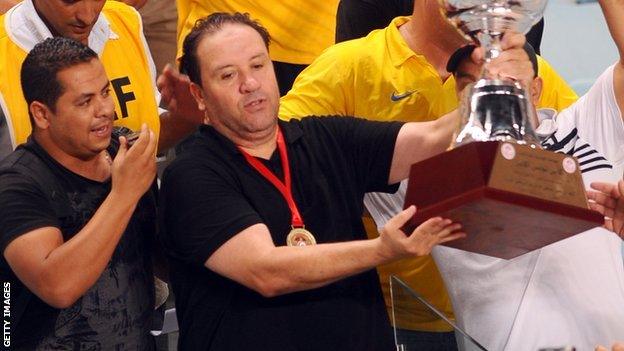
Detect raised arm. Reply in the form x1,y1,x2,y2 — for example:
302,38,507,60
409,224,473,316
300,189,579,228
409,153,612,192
0,0,19,14
388,110,458,184
3,126,156,308
156,64,205,152
599,0,624,114
388,31,534,184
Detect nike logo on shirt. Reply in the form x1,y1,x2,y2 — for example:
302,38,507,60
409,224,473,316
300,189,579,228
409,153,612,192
391,90,416,101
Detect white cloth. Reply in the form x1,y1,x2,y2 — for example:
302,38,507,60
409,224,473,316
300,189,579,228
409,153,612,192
6,0,112,54
366,64,624,350
556,65,624,175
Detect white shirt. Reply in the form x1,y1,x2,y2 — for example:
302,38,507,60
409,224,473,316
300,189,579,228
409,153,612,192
5,0,114,54
367,65,624,350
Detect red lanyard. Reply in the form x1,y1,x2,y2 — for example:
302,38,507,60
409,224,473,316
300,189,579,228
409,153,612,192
238,128,304,227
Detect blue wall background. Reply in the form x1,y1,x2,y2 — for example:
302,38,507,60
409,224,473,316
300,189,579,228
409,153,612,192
542,0,618,94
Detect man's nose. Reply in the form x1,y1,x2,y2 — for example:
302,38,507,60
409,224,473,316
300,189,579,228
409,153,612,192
74,1,100,26
97,95,116,120
240,73,260,93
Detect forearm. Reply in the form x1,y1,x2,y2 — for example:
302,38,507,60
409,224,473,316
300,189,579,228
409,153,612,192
599,0,624,114
599,0,624,62
37,192,137,307
388,111,458,183
0,0,19,14
251,238,391,296
157,111,198,153
209,225,396,298
209,208,455,297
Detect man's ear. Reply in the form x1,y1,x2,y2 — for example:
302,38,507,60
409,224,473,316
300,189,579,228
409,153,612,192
29,101,52,130
531,76,543,105
189,82,212,124
189,82,206,112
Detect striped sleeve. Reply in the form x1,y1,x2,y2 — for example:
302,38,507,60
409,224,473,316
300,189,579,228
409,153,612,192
542,127,613,174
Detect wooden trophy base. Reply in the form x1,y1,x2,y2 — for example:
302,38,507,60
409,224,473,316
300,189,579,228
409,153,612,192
404,141,603,259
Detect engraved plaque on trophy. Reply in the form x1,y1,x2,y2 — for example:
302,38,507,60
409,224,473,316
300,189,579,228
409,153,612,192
403,0,603,259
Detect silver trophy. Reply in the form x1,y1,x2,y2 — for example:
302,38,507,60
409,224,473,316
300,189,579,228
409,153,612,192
439,0,548,146
403,0,602,260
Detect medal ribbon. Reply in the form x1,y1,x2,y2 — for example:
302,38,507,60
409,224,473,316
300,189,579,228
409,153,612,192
238,127,304,227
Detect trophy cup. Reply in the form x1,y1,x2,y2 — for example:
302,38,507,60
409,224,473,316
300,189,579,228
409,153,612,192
443,0,545,146
403,0,603,259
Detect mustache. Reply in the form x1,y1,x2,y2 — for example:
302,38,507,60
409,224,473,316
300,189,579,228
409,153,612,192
69,18,95,28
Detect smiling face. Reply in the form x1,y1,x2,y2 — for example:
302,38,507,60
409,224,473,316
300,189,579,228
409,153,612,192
32,58,115,160
33,0,105,45
189,23,280,145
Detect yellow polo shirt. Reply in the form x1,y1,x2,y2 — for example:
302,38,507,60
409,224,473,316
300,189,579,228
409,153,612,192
175,0,338,64
279,16,578,332
0,1,160,150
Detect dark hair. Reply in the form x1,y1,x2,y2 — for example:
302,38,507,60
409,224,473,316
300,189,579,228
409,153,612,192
446,42,539,78
21,37,98,125
180,12,271,85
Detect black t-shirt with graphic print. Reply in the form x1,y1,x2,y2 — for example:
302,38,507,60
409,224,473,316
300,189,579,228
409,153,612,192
0,136,156,350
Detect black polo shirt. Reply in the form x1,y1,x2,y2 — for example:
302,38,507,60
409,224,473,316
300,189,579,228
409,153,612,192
336,0,413,43
160,116,403,351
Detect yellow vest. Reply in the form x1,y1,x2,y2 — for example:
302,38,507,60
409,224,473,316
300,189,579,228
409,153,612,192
0,1,160,148
280,16,579,332
176,0,338,64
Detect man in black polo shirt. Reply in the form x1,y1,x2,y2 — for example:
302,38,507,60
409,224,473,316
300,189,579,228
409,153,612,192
160,12,532,350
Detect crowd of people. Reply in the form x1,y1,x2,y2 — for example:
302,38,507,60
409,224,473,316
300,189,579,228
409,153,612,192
0,0,622,350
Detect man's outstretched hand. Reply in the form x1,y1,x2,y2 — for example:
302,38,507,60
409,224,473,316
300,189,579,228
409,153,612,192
587,179,624,239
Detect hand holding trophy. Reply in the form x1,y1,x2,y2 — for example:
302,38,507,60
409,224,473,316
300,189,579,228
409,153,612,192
403,0,603,259
440,0,546,146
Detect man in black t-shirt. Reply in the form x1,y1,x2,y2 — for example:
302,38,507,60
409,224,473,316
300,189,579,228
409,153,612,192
0,38,158,349
161,12,532,350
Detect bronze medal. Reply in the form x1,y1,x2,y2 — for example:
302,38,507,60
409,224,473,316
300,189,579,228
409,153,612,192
286,227,317,247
